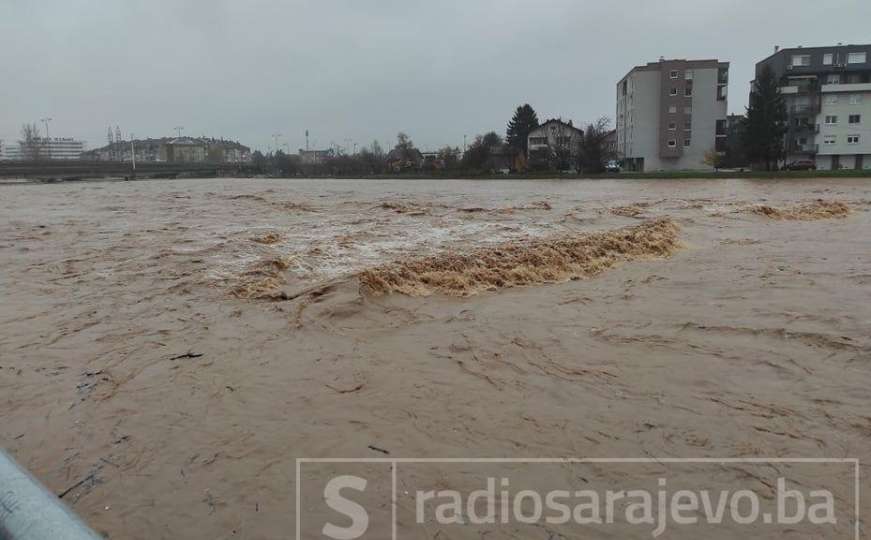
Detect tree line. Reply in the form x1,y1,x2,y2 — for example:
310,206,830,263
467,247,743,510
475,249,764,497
248,104,618,177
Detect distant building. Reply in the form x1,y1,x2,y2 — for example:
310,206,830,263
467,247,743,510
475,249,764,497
754,44,871,170
386,147,423,172
527,119,583,169
81,137,250,164
298,149,335,165
0,137,86,160
160,138,206,163
617,58,729,171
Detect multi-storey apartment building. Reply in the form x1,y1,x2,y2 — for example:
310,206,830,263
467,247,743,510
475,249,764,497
0,137,86,160
616,58,729,171
755,44,871,170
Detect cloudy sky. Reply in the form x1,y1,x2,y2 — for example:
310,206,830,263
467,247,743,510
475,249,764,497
2,0,870,153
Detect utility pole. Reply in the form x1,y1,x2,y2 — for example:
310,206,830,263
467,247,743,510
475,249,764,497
305,130,310,151
130,133,137,180
40,117,52,159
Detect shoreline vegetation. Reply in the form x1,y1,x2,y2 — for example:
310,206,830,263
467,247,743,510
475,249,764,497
2,160,871,184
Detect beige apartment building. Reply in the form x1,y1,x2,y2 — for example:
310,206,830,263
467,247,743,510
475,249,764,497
616,58,729,171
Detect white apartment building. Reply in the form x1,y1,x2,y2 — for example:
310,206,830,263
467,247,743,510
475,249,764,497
616,58,729,171
757,44,871,170
0,137,86,160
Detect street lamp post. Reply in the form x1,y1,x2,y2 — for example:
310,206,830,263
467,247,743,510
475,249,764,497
40,117,53,159
130,133,136,180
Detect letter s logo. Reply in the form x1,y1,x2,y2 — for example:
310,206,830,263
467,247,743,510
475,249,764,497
322,475,369,539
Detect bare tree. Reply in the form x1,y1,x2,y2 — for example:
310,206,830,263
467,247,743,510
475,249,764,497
579,117,614,173
20,123,42,160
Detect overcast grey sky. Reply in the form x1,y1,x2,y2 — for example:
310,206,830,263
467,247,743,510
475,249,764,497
2,0,870,153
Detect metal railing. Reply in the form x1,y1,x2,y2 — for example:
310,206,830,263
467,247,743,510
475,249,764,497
0,449,102,540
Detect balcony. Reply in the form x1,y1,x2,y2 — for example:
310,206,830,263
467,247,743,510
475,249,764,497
789,103,820,115
788,143,818,155
821,82,871,93
790,122,819,134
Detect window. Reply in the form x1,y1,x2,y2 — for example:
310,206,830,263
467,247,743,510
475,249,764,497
529,137,547,145
827,74,841,84
825,115,838,124
823,136,837,145
847,135,860,144
685,86,693,97
798,137,808,145
670,70,679,79
717,86,727,100
850,94,863,105
685,70,693,80
668,122,677,130
850,114,861,124
826,95,839,104
668,105,677,113
684,139,691,147
667,140,677,148
670,87,678,96
823,53,833,65
791,54,811,67
847,52,867,64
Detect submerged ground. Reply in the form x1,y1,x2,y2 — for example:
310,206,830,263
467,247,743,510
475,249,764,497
1,178,869,539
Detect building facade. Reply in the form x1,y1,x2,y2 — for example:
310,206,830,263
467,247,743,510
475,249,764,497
0,138,86,160
755,44,871,170
298,149,335,165
616,58,729,171
81,137,250,164
527,119,583,169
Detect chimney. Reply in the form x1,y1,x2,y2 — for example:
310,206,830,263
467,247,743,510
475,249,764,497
774,45,780,53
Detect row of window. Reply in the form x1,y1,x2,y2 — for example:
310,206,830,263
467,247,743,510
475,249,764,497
824,73,871,85
666,139,692,148
824,114,862,124
823,135,862,145
669,70,693,80
825,94,864,105
668,105,693,114
670,86,693,97
792,51,867,67
667,121,693,130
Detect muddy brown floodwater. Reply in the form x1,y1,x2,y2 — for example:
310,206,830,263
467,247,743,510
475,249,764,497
1,177,870,539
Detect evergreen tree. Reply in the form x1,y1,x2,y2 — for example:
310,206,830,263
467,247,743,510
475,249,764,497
744,66,787,171
506,104,539,155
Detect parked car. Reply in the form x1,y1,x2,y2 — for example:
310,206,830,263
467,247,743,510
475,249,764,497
605,160,621,173
783,160,816,171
